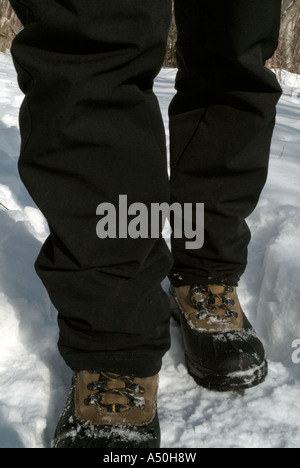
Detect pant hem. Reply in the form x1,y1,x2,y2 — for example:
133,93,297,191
62,354,163,378
169,270,243,287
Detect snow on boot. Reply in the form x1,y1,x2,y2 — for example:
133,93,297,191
170,285,268,392
52,371,160,448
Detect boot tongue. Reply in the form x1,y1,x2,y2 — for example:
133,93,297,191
207,285,225,308
106,379,126,391
208,285,226,295
102,393,129,407
102,376,131,410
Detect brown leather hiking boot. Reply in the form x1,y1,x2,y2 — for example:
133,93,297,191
170,285,268,392
52,371,160,448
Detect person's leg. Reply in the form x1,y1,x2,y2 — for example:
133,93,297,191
169,0,282,391
10,0,173,379
10,0,173,448
170,0,282,286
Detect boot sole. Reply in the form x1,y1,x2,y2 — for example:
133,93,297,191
170,289,268,392
186,357,268,392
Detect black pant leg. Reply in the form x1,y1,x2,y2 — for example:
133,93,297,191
169,0,282,287
10,0,173,376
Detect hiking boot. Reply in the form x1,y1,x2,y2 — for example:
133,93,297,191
170,284,268,392
52,371,160,448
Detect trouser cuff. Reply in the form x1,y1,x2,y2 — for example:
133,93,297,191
169,269,243,288
60,350,164,379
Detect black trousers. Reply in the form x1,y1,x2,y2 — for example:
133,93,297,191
10,0,282,377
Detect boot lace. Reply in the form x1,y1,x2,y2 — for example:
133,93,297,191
84,371,146,413
191,285,239,321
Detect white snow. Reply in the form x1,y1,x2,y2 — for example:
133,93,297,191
0,52,300,448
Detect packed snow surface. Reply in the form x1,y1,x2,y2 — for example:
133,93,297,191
0,53,300,448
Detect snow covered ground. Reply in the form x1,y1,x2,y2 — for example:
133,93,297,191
0,52,300,448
